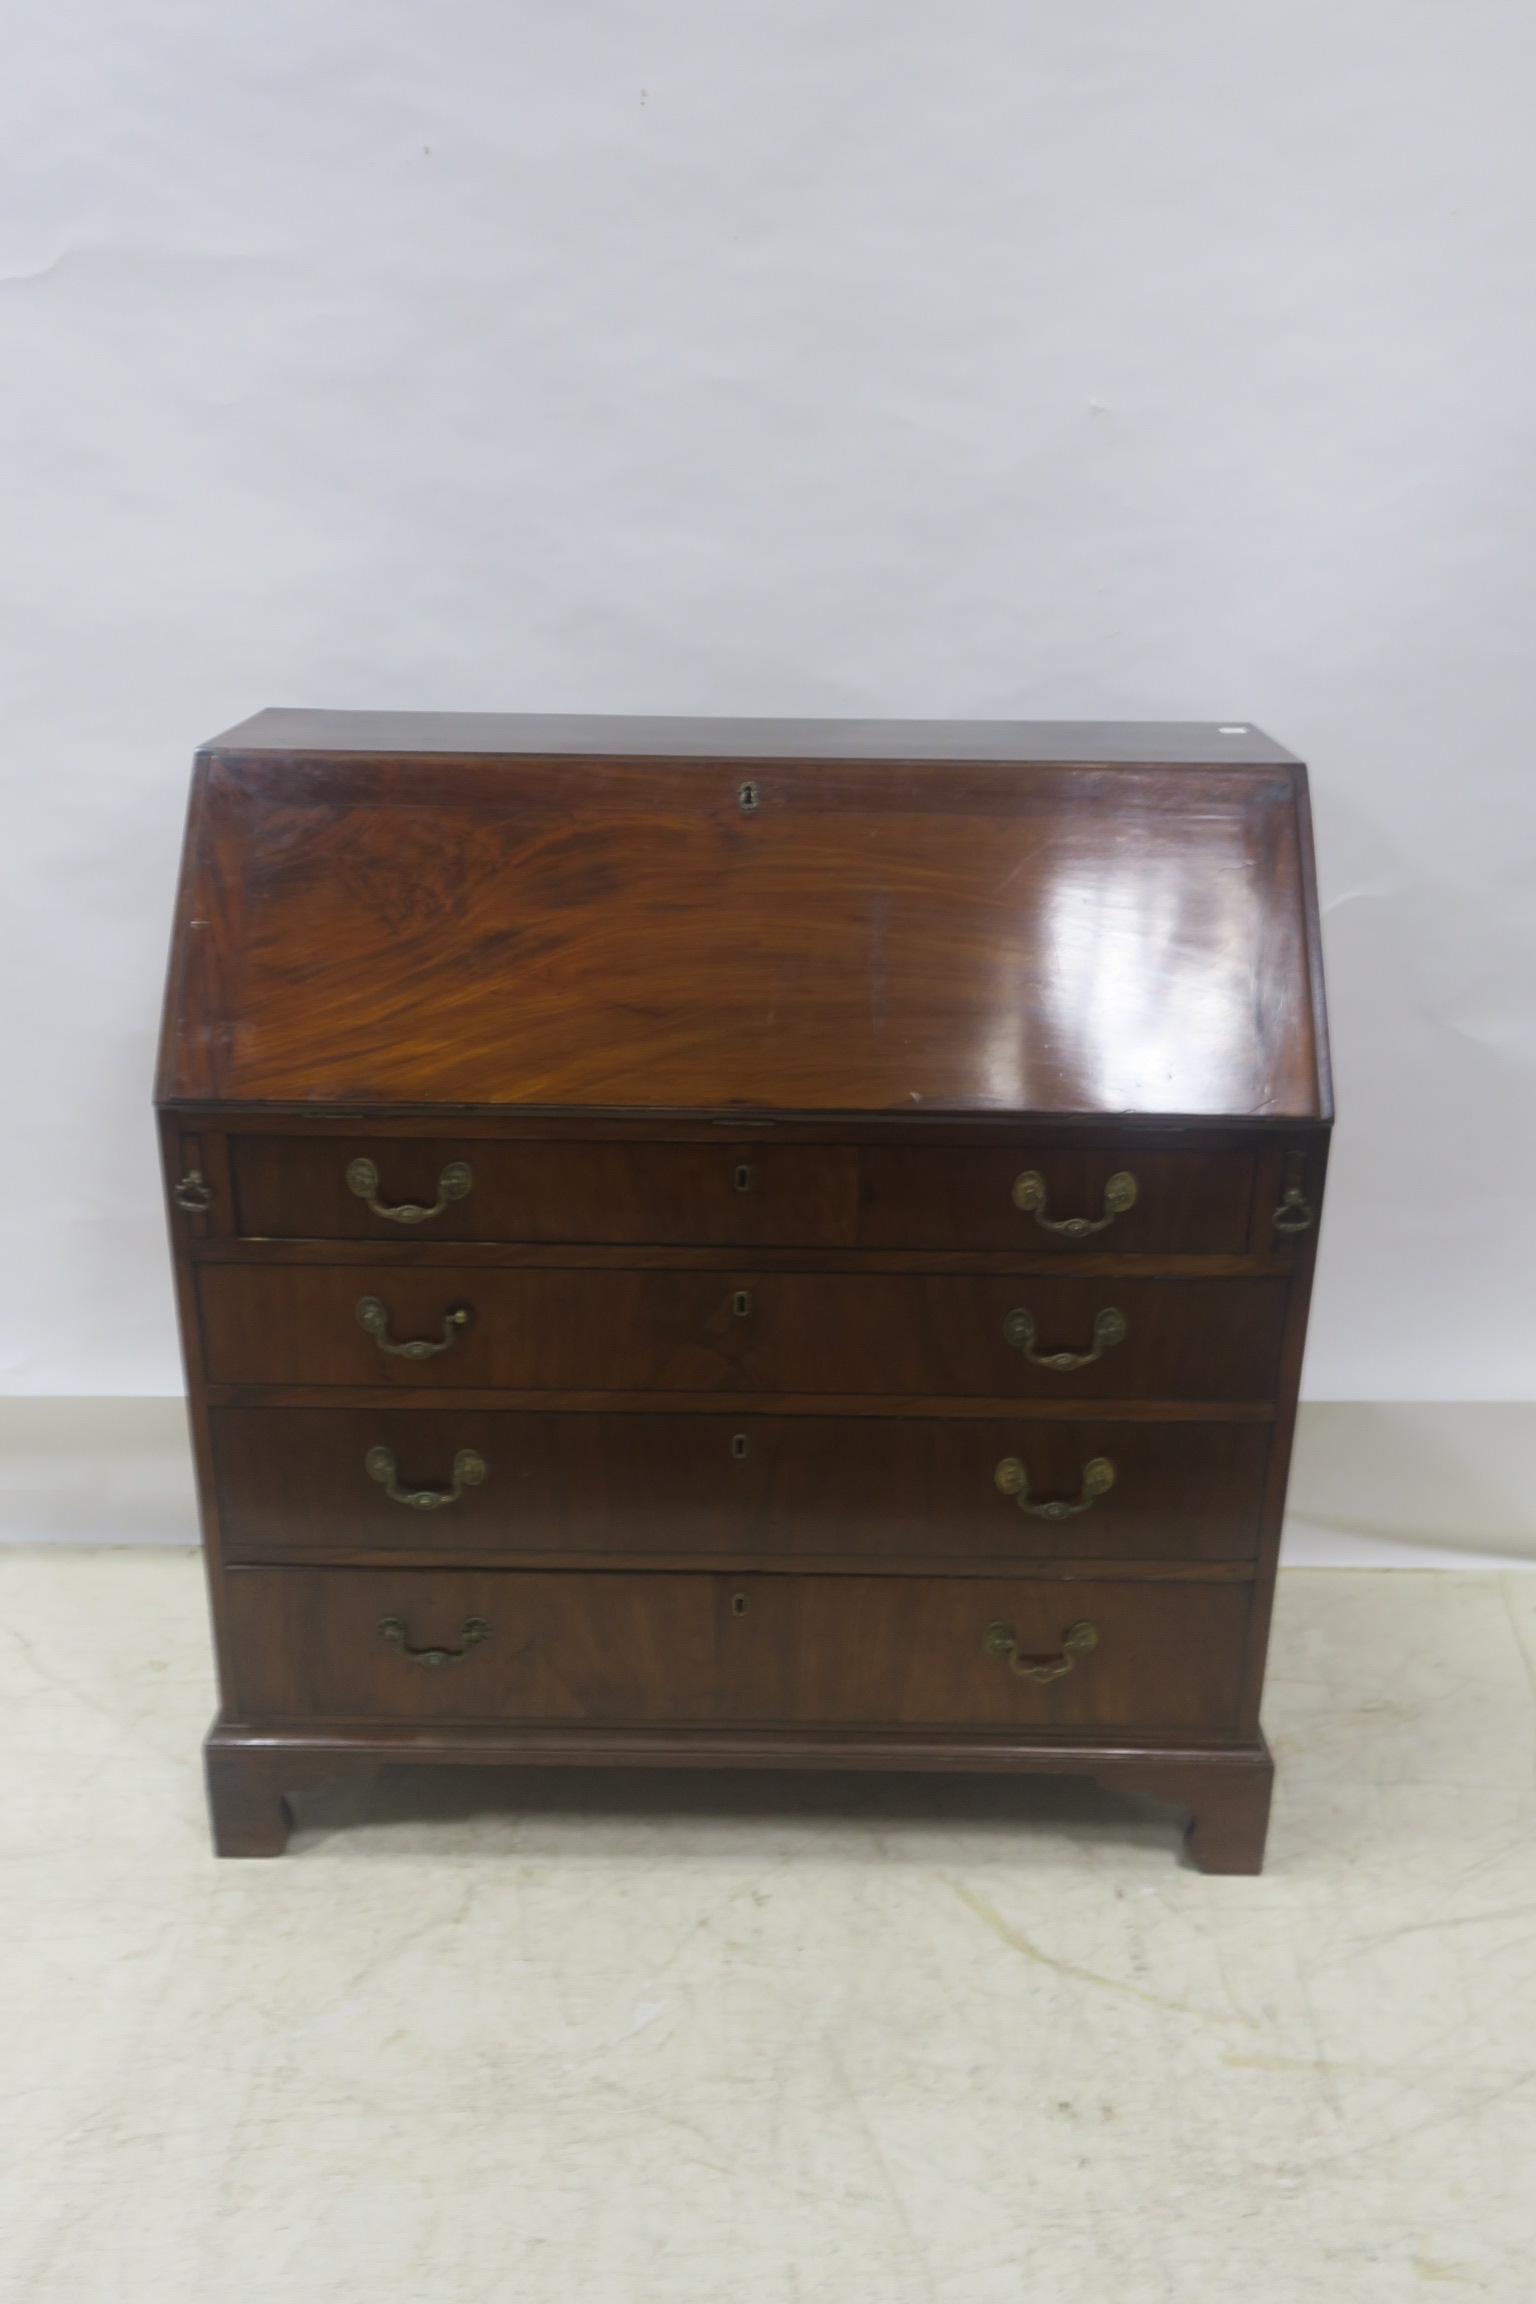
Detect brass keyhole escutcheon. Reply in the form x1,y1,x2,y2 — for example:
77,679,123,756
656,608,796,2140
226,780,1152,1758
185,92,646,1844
731,1433,749,1459
731,1591,748,1617
733,1289,752,1317
733,1164,754,1193
738,779,760,813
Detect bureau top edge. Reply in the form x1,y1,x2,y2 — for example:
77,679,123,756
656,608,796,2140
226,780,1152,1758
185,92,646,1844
197,710,1303,767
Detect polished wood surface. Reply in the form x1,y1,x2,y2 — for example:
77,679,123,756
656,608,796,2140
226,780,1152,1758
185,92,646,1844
224,1566,1250,1730
158,712,1331,1872
230,1134,1256,1253
210,1406,1270,1565
159,730,1327,1118
196,1264,1287,1400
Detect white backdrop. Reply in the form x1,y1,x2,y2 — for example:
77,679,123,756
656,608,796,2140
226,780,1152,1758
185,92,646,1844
2,2,1533,1400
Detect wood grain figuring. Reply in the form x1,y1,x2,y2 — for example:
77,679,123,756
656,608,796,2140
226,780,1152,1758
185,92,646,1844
160,751,1323,1117
223,1567,1251,1731
196,1264,1288,1400
156,714,1331,1871
209,1407,1271,1564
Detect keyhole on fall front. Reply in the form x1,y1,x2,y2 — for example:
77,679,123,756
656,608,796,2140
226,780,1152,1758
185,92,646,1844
733,1164,754,1193
738,780,759,813
731,1591,748,1617
733,1290,752,1318
731,1433,749,1460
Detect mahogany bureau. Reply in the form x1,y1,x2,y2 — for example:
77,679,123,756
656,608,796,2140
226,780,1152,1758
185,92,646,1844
156,712,1330,1870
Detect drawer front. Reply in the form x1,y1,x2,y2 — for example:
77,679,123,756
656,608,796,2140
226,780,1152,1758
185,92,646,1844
198,1267,1287,1400
225,1566,1251,1730
856,1148,1254,1253
227,1136,1251,1255
212,1407,1270,1563
229,1136,859,1247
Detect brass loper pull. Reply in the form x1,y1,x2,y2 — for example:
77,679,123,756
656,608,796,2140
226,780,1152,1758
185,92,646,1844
347,1156,473,1225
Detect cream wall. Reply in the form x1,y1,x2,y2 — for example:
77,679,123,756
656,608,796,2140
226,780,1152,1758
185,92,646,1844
2,3,1534,1401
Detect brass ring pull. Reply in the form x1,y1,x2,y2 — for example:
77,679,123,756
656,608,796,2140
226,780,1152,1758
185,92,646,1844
346,1156,472,1225
173,1170,213,1212
1012,1170,1136,1238
1272,1184,1314,1233
983,1619,1098,1684
1002,1305,1126,1372
994,1455,1115,1519
356,1296,470,1359
365,1445,486,1510
377,1615,489,1668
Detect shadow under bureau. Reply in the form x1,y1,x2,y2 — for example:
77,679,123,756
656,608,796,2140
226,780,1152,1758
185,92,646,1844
156,712,1330,1869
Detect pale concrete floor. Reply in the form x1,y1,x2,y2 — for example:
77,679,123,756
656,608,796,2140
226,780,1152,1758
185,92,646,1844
2,1551,1534,2303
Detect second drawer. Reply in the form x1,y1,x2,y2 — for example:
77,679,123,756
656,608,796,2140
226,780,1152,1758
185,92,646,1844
197,1266,1287,1400
211,1407,1272,1563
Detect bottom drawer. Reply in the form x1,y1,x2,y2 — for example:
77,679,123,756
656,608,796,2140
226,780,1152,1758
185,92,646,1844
224,1567,1251,1731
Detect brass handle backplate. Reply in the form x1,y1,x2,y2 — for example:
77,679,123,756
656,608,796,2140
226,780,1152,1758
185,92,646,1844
173,1170,213,1213
994,1455,1115,1519
1002,1305,1127,1372
356,1296,470,1359
365,1446,486,1510
983,1619,1099,1684
1012,1169,1137,1239
347,1156,473,1225
377,1616,489,1668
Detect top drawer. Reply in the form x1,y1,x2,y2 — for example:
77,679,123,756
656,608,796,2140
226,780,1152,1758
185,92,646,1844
226,1137,1255,1254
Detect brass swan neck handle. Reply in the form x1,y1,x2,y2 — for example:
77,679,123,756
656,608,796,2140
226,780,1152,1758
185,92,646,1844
994,1455,1115,1519
365,1446,486,1510
1002,1304,1127,1373
356,1297,470,1359
347,1156,473,1226
1012,1169,1136,1238
983,1620,1099,1685
377,1616,489,1668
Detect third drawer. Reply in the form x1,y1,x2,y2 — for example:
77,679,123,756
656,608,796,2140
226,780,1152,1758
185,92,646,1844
210,1407,1271,1564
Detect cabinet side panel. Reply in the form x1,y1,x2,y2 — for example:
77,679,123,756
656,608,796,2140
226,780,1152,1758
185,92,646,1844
1236,1126,1330,1732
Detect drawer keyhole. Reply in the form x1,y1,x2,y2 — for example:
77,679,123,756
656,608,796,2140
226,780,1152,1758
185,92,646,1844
731,1591,748,1617
732,1289,752,1318
731,1432,749,1460
733,1163,754,1193
738,780,760,813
